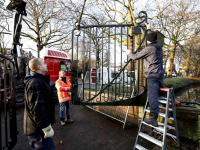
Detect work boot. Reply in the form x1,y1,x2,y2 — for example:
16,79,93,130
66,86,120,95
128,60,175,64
65,115,73,123
144,112,158,127
60,118,65,126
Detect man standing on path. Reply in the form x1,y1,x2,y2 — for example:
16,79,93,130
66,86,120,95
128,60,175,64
126,24,165,127
24,58,55,150
56,70,73,126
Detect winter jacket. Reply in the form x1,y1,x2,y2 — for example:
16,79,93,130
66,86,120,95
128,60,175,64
55,77,71,102
23,71,55,136
127,41,164,78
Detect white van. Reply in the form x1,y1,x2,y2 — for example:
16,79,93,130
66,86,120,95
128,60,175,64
97,67,121,84
120,69,136,84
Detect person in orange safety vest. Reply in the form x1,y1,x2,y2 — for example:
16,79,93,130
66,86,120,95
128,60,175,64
55,70,73,126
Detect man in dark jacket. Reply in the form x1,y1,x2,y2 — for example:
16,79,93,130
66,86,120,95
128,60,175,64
126,25,165,127
24,58,55,150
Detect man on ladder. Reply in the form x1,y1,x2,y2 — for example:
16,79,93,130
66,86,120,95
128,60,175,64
126,24,165,127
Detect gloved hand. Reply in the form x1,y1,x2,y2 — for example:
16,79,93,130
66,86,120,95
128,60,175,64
145,23,151,30
125,49,130,55
42,124,54,139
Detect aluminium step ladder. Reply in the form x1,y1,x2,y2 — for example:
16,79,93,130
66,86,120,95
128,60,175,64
133,88,180,150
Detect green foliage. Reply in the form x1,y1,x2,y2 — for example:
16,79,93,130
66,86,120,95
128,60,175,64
164,77,200,91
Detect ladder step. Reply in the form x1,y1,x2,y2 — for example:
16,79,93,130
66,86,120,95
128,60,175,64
142,121,164,131
159,100,168,104
135,144,147,150
142,121,176,137
153,128,177,139
138,132,162,147
145,109,174,121
159,106,173,111
141,122,177,144
158,122,175,130
166,132,177,139
159,97,168,100
142,121,175,135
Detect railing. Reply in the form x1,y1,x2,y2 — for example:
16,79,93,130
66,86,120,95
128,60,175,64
71,11,148,106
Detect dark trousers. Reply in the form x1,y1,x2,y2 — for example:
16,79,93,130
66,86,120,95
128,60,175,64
147,74,165,115
28,133,55,150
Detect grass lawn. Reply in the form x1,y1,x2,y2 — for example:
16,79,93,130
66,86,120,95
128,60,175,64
164,77,200,92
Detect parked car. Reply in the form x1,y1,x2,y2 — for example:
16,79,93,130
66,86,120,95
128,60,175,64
189,72,194,77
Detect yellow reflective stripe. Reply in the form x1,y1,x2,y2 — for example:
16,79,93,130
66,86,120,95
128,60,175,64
60,97,70,100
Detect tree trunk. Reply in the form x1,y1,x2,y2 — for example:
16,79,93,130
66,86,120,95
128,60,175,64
163,59,167,74
185,51,191,77
168,46,176,77
186,90,190,101
185,56,190,77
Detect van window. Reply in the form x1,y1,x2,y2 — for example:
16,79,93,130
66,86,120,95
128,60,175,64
60,61,71,72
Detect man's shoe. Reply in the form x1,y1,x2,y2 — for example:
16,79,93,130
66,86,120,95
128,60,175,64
144,112,158,127
66,118,73,123
66,115,73,123
60,121,65,126
60,118,65,126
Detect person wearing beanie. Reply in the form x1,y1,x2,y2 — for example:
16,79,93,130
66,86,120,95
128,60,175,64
56,70,73,126
125,24,165,127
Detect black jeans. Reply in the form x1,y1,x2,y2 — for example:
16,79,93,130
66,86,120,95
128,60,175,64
28,133,55,150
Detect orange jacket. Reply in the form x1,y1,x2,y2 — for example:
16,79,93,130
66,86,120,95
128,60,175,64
55,77,71,102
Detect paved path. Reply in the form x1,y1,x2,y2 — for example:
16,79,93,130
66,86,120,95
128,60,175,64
14,103,138,150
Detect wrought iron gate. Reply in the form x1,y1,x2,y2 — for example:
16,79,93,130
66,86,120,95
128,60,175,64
71,11,148,106
0,55,17,150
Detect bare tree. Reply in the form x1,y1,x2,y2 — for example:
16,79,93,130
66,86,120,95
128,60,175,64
181,35,200,76
0,1,13,54
152,0,200,76
21,0,72,57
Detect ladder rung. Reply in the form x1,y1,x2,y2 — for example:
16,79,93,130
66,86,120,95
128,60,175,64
141,122,177,143
142,121,164,131
142,121,175,136
142,121,176,135
145,109,174,121
152,128,177,139
159,100,168,104
153,129,177,140
166,132,177,139
135,144,147,150
158,122,175,130
138,132,162,147
159,106,173,111
159,97,168,100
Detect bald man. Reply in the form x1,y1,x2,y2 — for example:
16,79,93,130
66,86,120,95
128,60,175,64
24,58,55,150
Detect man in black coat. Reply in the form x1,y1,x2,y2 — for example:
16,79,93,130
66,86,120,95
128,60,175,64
24,58,55,150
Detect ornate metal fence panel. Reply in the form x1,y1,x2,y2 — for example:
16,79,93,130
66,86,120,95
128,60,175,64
0,55,17,150
72,12,148,106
